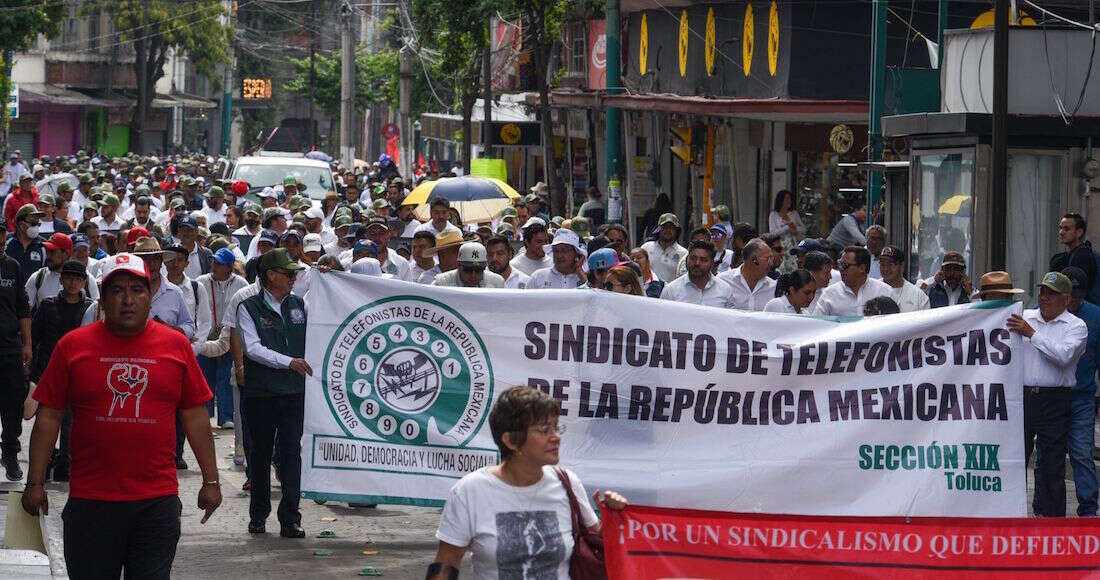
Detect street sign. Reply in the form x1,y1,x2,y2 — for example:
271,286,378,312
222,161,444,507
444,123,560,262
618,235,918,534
381,123,399,140
9,83,17,119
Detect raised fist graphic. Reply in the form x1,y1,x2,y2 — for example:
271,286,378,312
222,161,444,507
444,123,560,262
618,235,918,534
107,363,149,417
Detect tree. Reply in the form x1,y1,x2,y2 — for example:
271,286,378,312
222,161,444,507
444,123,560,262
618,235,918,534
413,0,495,172
85,0,233,153
0,2,65,156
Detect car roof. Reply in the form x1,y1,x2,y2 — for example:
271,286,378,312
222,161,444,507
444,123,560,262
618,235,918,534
233,156,331,169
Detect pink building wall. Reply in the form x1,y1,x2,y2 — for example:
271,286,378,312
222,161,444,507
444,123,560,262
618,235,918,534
29,105,82,156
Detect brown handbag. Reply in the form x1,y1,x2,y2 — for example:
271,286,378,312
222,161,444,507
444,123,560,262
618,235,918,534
555,467,608,580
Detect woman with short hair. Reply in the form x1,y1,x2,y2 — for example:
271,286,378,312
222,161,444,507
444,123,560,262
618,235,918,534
604,265,643,296
428,387,627,580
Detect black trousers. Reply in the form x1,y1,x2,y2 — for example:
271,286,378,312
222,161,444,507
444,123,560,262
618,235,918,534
1024,386,1073,517
0,355,26,459
62,495,182,580
244,393,303,526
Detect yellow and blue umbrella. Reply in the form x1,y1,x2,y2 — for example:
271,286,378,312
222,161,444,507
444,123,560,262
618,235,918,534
404,177,520,225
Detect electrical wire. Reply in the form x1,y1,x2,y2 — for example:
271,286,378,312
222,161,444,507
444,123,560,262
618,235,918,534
1022,0,1100,31
1039,13,1097,124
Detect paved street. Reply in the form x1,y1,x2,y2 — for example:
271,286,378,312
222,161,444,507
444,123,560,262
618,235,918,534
22,420,470,580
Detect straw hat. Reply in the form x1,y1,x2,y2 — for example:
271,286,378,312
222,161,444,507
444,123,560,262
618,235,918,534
424,230,464,256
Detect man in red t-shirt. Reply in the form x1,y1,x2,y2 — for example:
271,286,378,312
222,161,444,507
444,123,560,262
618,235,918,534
22,252,222,579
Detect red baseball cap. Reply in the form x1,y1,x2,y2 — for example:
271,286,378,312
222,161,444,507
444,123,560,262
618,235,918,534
231,180,249,196
100,253,150,286
43,232,73,253
126,226,150,247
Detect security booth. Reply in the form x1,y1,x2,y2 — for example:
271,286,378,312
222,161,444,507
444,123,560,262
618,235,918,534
880,25,1100,305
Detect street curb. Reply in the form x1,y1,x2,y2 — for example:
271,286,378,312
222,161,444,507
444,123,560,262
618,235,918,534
37,510,65,579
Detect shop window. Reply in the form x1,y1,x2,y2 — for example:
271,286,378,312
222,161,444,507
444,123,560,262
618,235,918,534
910,150,974,282
793,151,866,239
1006,152,1066,305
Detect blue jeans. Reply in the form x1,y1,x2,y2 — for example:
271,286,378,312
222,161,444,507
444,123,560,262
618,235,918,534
198,354,234,425
1069,389,1099,516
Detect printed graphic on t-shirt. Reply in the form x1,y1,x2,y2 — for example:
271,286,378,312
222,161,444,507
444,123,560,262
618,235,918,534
495,511,564,580
106,361,149,418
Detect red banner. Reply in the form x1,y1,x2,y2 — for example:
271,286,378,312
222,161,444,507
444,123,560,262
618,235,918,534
603,505,1100,579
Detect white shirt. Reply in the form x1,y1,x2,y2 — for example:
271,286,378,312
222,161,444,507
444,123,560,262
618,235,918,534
409,260,437,284
185,244,204,279
202,201,228,226
414,220,460,236
400,220,421,238
436,466,597,580
764,295,800,313
719,268,777,312
379,250,410,280
887,280,931,313
503,268,530,289
196,272,249,331
24,267,99,308
1020,308,1088,388
416,265,442,285
527,267,582,289
869,255,882,280
171,274,213,354
238,288,307,370
92,214,125,232
660,274,734,308
510,252,552,276
811,277,893,317
640,240,688,283
432,269,505,288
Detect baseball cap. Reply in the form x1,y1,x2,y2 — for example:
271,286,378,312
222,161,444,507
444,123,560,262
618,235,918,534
1038,271,1073,295
521,217,546,231
212,247,236,266
263,207,289,225
70,233,90,249
942,251,966,267
15,204,44,223
711,204,731,221
60,260,86,278
458,242,487,265
303,233,323,253
587,248,620,271
333,214,353,229
258,248,304,272
177,216,198,230
354,239,380,256
789,238,826,256
258,229,279,247
279,230,303,244
657,213,680,228
244,203,262,217
880,245,905,264
101,193,121,207
43,232,73,253
365,216,388,231
257,187,278,199
205,186,225,199
283,175,299,187
304,206,324,220
126,226,151,247
37,193,56,207
1062,266,1088,295
100,253,150,286
709,224,731,239
500,207,518,220
343,223,365,241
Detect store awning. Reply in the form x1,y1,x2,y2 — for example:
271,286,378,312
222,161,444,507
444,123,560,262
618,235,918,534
18,83,128,108
540,90,869,124
151,91,218,109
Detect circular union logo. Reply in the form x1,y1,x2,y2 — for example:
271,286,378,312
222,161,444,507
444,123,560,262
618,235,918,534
322,296,494,446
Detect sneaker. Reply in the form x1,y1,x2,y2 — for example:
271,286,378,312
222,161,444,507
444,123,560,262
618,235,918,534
220,421,234,429
3,456,22,482
233,452,246,467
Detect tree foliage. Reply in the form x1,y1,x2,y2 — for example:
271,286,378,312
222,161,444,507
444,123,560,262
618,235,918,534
0,1,66,153
84,0,233,152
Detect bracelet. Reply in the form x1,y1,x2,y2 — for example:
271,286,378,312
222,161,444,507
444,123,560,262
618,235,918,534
202,481,220,487
425,562,459,580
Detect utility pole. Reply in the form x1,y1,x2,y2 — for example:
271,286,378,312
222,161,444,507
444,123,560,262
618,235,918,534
991,0,1009,269
866,0,887,215
340,1,355,167
308,0,317,150
605,0,622,223
221,0,236,157
481,19,493,160
399,47,412,177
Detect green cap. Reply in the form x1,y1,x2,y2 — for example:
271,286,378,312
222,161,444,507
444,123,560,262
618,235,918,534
571,216,591,235
496,222,516,235
197,226,211,239
390,177,404,187
83,200,99,211
207,235,232,252
101,193,121,207
1038,271,1073,295
169,197,186,210
521,193,538,205
258,248,304,272
205,186,225,199
15,203,44,222
283,175,298,186
37,193,56,206
371,199,390,210
657,212,680,228
711,204,731,220
180,175,195,186
244,203,262,217
333,214,353,228
78,173,93,184
500,207,517,219
135,184,151,195
550,216,565,228
56,182,73,194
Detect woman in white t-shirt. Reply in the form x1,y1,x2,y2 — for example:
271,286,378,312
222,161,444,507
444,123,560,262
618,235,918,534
429,387,628,580
764,269,818,314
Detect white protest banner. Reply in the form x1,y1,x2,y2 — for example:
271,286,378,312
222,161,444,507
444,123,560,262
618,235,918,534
302,272,1026,516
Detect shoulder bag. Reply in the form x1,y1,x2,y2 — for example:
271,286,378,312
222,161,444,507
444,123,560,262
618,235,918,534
554,467,607,580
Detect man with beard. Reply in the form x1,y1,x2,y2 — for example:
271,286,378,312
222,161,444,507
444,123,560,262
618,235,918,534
414,199,460,236
640,213,687,282
485,236,528,289
660,241,734,307
509,222,551,276
25,233,99,309
396,200,422,238
233,204,263,238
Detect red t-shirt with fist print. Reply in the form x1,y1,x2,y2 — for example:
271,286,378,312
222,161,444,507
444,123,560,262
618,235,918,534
34,320,212,501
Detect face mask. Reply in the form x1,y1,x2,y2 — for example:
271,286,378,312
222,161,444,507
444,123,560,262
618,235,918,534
24,225,39,238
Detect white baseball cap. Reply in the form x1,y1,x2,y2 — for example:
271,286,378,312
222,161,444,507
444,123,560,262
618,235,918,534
100,252,150,286
304,206,324,220
521,216,546,230
350,257,392,278
303,233,323,253
458,242,487,265
257,186,278,199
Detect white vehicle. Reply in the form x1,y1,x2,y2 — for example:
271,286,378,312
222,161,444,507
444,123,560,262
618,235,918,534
228,155,334,202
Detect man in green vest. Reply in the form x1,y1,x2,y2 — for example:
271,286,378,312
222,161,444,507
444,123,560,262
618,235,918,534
237,248,311,538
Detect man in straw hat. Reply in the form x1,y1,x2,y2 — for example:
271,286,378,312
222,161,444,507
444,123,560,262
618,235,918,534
971,271,1025,301
419,230,463,284
1006,271,1088,517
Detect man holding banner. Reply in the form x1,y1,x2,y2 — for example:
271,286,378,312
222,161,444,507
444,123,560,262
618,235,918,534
1008,271,1087,517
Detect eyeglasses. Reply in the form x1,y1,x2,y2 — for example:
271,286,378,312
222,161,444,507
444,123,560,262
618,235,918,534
531,424,566,437
838,261,856,271
460,266,485,274
274,269,299,279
